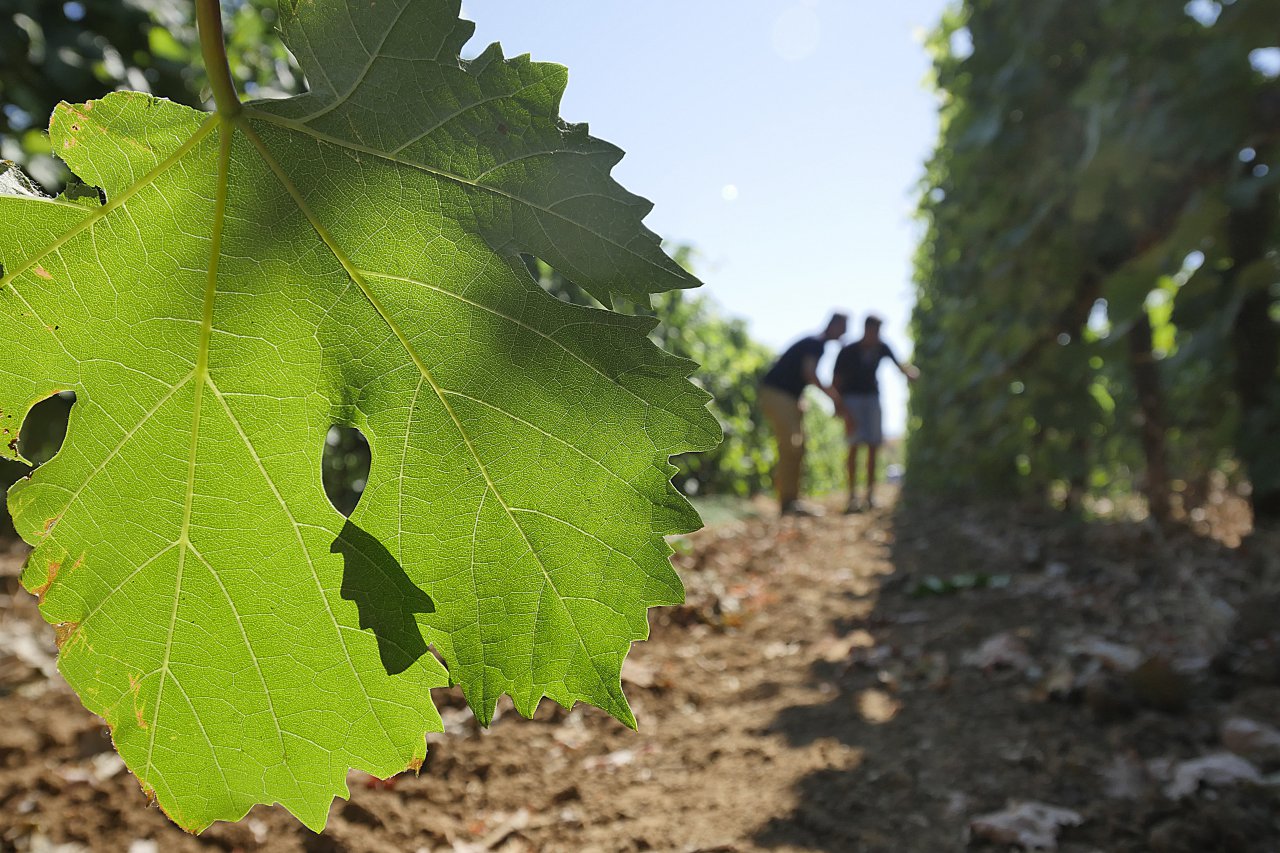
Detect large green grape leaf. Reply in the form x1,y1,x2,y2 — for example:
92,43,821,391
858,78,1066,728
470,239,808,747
0,0,718,833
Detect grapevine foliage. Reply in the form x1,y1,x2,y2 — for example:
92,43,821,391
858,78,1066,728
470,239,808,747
0,0,718,832
909,0,1279,513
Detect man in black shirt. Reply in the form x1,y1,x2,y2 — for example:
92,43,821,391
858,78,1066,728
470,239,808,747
760,314,850,516
833,315,918,512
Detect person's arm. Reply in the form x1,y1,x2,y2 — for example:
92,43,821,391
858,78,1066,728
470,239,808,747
806,356,855,429
886,343,920,382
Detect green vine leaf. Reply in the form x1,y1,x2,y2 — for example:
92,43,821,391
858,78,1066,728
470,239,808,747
0,0,718,832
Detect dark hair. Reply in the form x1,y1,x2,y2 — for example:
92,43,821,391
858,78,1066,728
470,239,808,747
865,315,883,329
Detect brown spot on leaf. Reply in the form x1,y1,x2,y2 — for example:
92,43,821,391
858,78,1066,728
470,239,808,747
407,756,424,775
130,676,149,731
33,266,52,280
43,516,60,536
54,621,79,649
34,561,61,602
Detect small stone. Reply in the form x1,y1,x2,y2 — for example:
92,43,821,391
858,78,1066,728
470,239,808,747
1222,718,1280,763
1130,658,1191,713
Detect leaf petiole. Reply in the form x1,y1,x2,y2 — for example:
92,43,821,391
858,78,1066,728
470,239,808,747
196,0,241,117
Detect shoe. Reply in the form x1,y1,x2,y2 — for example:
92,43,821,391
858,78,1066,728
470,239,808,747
781,500,824,518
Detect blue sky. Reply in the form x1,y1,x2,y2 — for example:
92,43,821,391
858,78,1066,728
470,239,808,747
466,2,950,435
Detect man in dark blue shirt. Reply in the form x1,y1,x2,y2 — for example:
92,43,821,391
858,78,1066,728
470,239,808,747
833,315,918,512
760,313,850,516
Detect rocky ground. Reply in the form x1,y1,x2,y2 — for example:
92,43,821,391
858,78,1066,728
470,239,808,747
0,493,1278,852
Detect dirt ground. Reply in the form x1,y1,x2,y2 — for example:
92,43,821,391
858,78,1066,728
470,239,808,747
1,493,1279,852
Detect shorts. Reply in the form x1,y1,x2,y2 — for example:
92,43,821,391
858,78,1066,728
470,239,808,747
843,394,883,447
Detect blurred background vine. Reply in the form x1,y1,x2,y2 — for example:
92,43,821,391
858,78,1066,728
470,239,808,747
908,0,1280,525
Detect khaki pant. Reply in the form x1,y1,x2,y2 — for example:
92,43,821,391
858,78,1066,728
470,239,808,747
760,384,805,506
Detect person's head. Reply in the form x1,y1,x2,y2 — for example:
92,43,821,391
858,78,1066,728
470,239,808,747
823,313,849,341
864,315,883,343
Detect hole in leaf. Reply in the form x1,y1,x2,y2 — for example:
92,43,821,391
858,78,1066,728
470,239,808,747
14,391,74,466
2,391,75,538
522,254,603,308
322,425,371,518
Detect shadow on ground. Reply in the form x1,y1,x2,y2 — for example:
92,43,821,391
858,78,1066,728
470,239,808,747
755,501,1280,852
